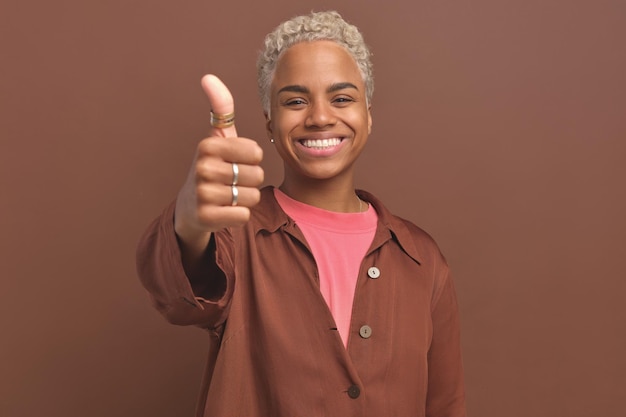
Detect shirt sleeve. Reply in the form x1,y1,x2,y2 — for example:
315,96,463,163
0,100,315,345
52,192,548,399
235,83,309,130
426,259,467,417
135,201,233,330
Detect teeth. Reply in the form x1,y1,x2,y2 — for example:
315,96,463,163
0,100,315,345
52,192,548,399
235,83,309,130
302,138,342,149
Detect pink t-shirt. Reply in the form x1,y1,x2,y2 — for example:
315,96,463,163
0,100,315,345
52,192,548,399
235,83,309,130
274,189,378,347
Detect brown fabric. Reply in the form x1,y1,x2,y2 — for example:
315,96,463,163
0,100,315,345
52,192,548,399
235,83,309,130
136,186,466,417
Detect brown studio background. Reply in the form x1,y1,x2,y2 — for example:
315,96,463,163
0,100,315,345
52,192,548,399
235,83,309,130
1,1,625,416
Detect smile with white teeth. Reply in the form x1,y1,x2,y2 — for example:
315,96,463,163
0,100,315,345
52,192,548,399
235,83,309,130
301,138,342,149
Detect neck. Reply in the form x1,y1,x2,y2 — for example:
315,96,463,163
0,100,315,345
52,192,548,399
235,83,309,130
279,176,363,213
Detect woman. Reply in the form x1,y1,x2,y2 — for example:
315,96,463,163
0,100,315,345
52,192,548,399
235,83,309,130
137,10,466,417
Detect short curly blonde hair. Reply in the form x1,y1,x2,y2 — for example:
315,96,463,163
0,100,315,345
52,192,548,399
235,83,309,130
257,10,374,114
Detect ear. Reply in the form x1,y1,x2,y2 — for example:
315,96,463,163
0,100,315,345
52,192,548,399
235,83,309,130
367,105,372,135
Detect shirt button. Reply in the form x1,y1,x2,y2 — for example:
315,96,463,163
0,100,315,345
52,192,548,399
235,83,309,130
359,325,372,339
347,384,361,399
367,267,380,279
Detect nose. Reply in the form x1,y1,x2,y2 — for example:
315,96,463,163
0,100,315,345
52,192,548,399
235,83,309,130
305,101,337,128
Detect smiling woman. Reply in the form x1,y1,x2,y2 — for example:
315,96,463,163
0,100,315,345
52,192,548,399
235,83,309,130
136,10,466,417
268,40,372,202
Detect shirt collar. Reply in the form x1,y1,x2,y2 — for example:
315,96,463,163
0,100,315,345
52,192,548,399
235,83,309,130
356,189,423,265
252,186,291,233
252,186,423,264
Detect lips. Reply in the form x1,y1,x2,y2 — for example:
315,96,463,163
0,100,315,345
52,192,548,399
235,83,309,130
300,137,343,149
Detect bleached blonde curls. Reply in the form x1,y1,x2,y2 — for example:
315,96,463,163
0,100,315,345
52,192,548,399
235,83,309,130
257,10,374,114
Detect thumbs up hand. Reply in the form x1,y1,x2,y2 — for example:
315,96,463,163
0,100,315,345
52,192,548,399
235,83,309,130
174,75,264,256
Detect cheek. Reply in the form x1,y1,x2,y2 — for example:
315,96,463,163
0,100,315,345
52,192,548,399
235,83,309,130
347,112,371,133
273,115,300,136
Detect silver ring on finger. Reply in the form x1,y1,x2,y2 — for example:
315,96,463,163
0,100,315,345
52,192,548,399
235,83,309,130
231,162,239,186
231,185,239,206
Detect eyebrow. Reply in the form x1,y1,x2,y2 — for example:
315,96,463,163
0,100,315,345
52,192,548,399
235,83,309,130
328,82,359,93
277,82,359,95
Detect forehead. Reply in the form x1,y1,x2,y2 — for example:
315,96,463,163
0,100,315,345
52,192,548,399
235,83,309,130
272,40,364,88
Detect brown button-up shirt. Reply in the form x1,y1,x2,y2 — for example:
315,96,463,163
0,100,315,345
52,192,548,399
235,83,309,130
136,186,466,417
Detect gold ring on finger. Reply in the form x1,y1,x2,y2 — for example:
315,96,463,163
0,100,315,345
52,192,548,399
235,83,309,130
210,111,235,129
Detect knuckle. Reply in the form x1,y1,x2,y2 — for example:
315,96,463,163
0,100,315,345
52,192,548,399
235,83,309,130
256,166,265,184
249,188,262,204
197,138,213,154
195,205,216,227
253,144,264,163
198,137,223,155
247,166,264,185
236,208,251,223
195,183,221,203
195,158,222,182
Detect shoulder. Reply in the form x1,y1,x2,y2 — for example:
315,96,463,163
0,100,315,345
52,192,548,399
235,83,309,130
394,214,448,264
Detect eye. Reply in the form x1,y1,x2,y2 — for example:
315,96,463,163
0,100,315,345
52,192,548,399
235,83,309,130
333,96,355,106
284,98,307,107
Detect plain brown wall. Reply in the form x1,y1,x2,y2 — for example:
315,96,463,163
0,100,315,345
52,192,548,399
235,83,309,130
2,1,625,416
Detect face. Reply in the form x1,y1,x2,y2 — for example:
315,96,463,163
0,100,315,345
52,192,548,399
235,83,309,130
266,40,372,185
